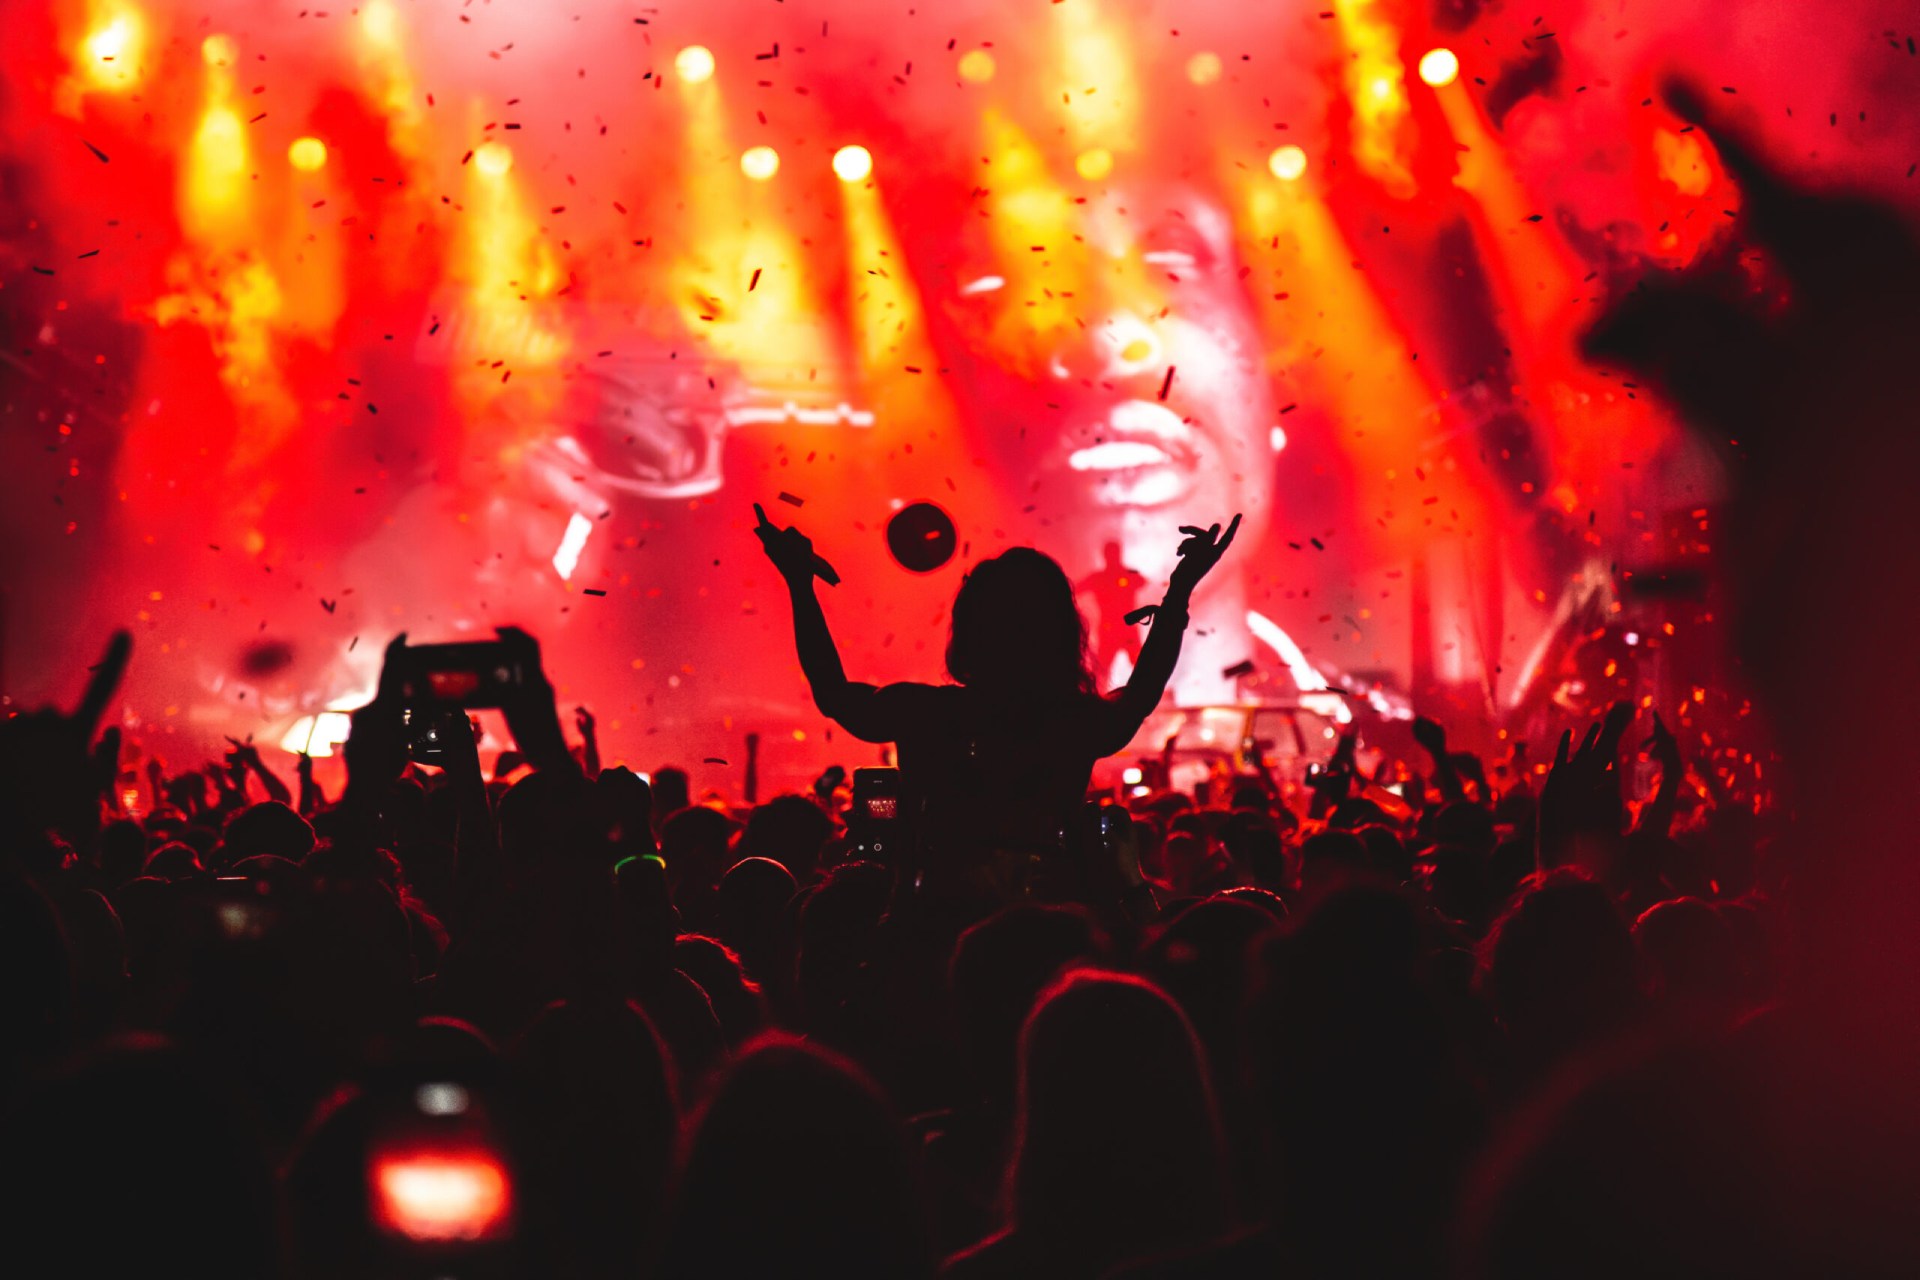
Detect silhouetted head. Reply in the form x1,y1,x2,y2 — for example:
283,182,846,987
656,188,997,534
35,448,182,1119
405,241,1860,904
1007,970,1229,1258
650,766,692,824
740,793,835,882
660,1034,930,1278
949,903,1107,1101
946,548,1096,697
509,998,680,1276
1482,871,1639,1066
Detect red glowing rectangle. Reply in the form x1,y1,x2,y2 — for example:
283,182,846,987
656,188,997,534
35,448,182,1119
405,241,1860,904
370,1150,513,1242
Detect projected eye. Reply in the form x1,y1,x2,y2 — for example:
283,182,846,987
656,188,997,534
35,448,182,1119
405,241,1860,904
959,275,1006,296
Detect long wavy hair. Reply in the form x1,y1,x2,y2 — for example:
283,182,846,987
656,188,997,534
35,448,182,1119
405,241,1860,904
944,548,1097,698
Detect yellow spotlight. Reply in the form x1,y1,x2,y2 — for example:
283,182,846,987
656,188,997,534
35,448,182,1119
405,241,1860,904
474,142,513,178
202,33,238,67
832,145,872,183
1186,51,1222,85
86,16,131,65
740,145,780,181
675,45,715,84
1269,145,1308,181
957,49,996,84
1075,147,1114,181
288,136,328,172
361,0,400,46
1418,47,1459,88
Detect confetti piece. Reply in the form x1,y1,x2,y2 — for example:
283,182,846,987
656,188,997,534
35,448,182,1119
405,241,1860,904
77,250,99,259
320,599,337,613
778,492,805,507
1159,366,1176,400
749,267,762,291
703,756,729,764
83,140,109,163
582,588,607,596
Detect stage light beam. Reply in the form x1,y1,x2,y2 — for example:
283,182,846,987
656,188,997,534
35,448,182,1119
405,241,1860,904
288,136,328,171
1268,145,1308,181
473,142,513,178
1075,148,1114,181
740,145,780,181
833,145,872,183
958,49,995,83
1418,47,1459,88
675,45,715,84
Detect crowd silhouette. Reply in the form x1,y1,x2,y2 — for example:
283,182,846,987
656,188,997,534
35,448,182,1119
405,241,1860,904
4,87,1919,1277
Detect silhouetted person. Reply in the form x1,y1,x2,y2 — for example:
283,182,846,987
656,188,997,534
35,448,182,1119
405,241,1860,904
944,969,1231,1279
659,1034,933,1278
756,505,1239,903
1076,539,1148,685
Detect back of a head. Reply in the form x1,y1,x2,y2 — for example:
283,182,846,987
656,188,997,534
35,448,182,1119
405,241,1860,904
223,799,317,863
661,1034,930,1278
650,766,692,823
1009,970,1228,1253
949,903,1107,1097
510,998,680,1274
1634,896,1740,1019
1483,871,1639,1053
741,793,835,882
946,547,1094,697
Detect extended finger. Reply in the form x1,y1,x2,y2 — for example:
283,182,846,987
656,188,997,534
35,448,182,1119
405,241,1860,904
1217,513,1243,552
75,630,133,737
753,502,773,529
1553,728,1572,770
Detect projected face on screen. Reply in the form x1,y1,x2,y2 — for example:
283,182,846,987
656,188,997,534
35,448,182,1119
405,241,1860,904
912,179,1279,691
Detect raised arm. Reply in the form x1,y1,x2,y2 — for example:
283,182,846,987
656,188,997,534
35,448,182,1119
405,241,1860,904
753,504,901,743
1102,516,1241,746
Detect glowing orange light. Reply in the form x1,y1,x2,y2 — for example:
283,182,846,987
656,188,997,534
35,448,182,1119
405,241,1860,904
1186,52,1223,85
288,137,328,172
832,145,872,183
473,142,513,178
1418,47,1459,88
1268,145,1308,181
957,49,996,83
372,1151,512,1242
675,45,715,84
740,145,780,181
201,33,238,68
1075,147,1114,181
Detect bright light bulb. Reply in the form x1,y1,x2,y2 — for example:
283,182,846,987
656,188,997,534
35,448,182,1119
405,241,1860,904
740,145,780,181
288,137,328,172
202,34,238,67
832,145,872,183
1186,52,1222,85
87,18,130,64
1418,47,1459,88
675,45,715,84
1075,147,1114,181
957,49,995,84
361,0,400,45
473,142,513,178
1268,145,1307,181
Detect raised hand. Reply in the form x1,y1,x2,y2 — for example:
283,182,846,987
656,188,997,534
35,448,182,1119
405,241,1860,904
753,503,841,587
495,625,577,778
1167,515,1242,598
1537,701,1634,871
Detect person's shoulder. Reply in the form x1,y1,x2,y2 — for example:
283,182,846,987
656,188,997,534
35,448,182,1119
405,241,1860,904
941,1228,1022,1279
